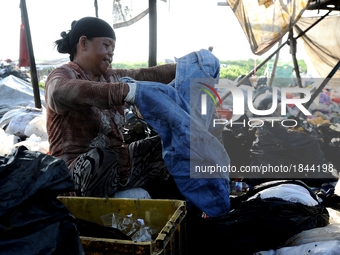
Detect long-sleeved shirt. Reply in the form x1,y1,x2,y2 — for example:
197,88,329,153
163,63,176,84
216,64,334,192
45,61,176,181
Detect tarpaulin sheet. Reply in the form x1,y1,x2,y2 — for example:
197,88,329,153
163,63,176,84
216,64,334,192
227,0,309,55
0,75,45,117
294,15,340,89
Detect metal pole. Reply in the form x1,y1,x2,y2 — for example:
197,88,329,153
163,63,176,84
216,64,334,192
20,0,41,109
148,0,157,67
94,0,98,18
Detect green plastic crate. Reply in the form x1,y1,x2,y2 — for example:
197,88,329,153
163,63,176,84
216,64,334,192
58,197,187,255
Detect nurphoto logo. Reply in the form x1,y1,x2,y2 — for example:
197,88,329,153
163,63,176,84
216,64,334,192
199,81,312,128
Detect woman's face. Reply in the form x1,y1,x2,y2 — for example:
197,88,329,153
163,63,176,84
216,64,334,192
85,37,115,76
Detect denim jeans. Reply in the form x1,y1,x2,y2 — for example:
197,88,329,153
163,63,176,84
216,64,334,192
122,49,230,217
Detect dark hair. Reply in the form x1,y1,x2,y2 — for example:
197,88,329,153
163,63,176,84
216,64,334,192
54,17,116,61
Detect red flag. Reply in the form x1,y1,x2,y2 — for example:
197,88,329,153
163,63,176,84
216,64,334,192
19,16,29,67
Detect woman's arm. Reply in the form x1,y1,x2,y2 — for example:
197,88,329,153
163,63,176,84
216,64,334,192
45,66,128,115
109,63,176,84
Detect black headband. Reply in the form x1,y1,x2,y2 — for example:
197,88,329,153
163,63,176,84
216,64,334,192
68,17,116,49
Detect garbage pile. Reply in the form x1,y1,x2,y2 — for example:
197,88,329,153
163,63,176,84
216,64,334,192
0,105,49,156
0,73,47,156
0,59,30,82
1,73,340,254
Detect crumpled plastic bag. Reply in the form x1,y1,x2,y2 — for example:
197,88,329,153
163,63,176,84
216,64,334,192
13,134,50,155
1,106,44,139
0,127,19,156
24,113,47,139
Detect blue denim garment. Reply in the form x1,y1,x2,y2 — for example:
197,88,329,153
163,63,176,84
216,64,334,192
122,49,230,217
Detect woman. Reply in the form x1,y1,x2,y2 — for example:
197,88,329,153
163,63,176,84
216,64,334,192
47,16,230,219
45,16,176,198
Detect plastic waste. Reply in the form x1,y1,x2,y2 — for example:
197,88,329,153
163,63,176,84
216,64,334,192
0,127,19,156
101,212,122,228
24,113,47,139
230,181,249,193
121,214,141,236
13,134,50,154
101,212,154,241
2,106,44,139
131,219,152,242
